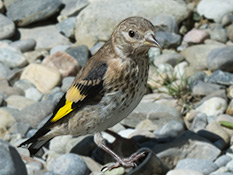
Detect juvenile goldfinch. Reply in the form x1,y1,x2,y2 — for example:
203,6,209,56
19,16,160,171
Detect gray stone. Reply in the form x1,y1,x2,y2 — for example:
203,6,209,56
167,169,204,175
60,0,89,18
190,113,207,132
151,14,178,33
153,120,184,138
26,161,43,175
56,17,76,38
0,62,11,79
197,0,233,23
75,0,190,48
18,100,55,128
210,24,228,43
0,139,27,175
181,44,221,70
226,160,233,172
65,45,90,67
0,14,15,40
0,78,24,96
42,87,64,104
14,79,35,91
206,70,233,86
61,76,75,92
227,24,233,42
90,42,105,55
9,122,31,136
188,71,208,88
155,31,181,49
10,39,36,53
50,45,70,55
121,102,183,128
19,25,71,49
0,45,27,68
6,95,36,110
176,158,218,174
153,52,184,67
48,153,89,175
207,47,233,72
192,81,223,96
222,13,233,26
7,0,63,26
215,155,232,168
154,131,221,168
25,87,43,101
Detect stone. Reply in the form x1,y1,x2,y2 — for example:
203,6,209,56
5,95,36,110
26,161,43,175
10,39,36,53
0,108,16,129
217,114,233,136
19,25,71,49
14,79,35,91
206,70,233,86
61,76,75,92
215,155,232,168
65,45,90,67
0,44,27,68
206,121,230,148
154,131,221,168
222,13,233,26
174,61,188,79
50,45,70,55
20,63,61,93
135,119,157,131
153,52,184,67
7,0,63,26
59,0,89,18
0,78,23,96
0,0,3,13
0,14,15,40
207,47,233,72
192,81,223,96
153,120,184,138
226,160,233,172
151,14,178,33
227,86,233,99
56,17,76,38
75,0,190,48
167,169,204,175
181,44,221,70
226,99,233,115
227,24,233,42
121,102,183,128
155,31,181,49
24,49,49,64
197,0,233,23
196,97,227,116
42,87,64,104
47,153,89,175
183,29,209,44
0,139,27,175
18,100,55,128
190,113,207,132
90,42,105,55
188,71,207,88
176,158,218,175
25,87,43,101
42,51,80,77
0,62,12,79
9,122,30,136
210,26,228,43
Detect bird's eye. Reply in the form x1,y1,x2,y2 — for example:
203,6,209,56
128,30,135,37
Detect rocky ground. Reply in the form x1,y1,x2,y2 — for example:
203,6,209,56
0,0,233,175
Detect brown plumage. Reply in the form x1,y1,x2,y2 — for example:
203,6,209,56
19,16,161,171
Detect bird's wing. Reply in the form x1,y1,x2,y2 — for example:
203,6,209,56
47,62,108,125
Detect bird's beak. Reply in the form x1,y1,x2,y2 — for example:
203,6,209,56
144,34,161,49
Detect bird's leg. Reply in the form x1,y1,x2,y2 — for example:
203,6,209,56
94,132,147,171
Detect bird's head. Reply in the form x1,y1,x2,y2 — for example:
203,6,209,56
111,16,161,57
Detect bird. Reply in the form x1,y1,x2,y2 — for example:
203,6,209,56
19,16,161,171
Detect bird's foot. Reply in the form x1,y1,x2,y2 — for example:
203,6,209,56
101,150,149,172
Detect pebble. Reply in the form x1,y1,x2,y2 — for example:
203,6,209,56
24,49,49,64
50,45,70,55
155,31,181,49
0,139,27,175
0,44,28,68
42,51,80,77
9,122,31,137
61,76,75,92
56,17,76,38
0,108,16,129
210,25,228,43
152,14,178,33
217,115,233,136
183,29,209,44
0,14,15,40
65,45,90,67
192,81,223,96
153,120,184,138
47,153,90,175
0,62,12,79
20,63,62,93
153,52,184,67
174,61,188,79
207,47,233,72
206,70,233,86
167,169,204,175
226,160,233,172
25,87,43,101
5,95,36,110
227,24,233,42
197,0,233,23
215,155,232,168
0,78,23,96
190,113,207,132
176,158,218,174
7,0,63,26
222,13,233,27
135,119,158,131
10,39,36,53
90,42,105,55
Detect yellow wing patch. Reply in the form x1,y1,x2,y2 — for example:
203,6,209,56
51,86,87,123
